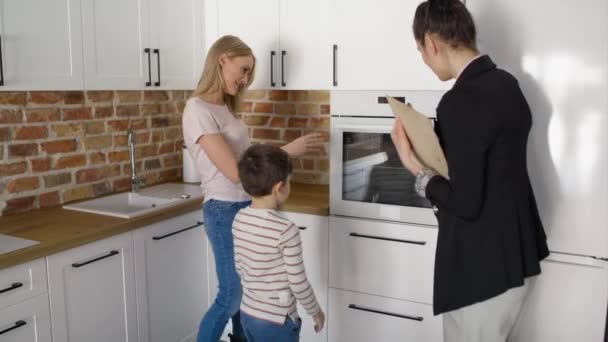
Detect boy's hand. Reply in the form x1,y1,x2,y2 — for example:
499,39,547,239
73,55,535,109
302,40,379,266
313,310,325,333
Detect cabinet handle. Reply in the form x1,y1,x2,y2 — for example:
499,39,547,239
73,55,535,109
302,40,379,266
349,233,426,246
270,51,276,87
153,221,204,241
72,250,119,268
332,44,338,87
0,320,27,336
0,282,23,294
153,48,161,87
0,34,5,86
298,226,307,231
281,50,286,87
144,48,152,87
348,304,423,322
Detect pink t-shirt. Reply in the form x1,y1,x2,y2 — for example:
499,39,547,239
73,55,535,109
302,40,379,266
182,97,251,202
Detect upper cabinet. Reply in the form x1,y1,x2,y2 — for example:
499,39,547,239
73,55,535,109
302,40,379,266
0,0,84,90
329,0,450,91
212,0,330,90
82,0,204,90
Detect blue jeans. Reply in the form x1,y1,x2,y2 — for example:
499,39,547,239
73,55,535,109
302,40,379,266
241,313,302,342
197,199,251,342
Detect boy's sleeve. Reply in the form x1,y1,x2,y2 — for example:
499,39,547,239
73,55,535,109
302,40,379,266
182,100,221,149
279,223,321,316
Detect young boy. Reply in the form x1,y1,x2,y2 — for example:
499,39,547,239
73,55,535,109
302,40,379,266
233,144,325,342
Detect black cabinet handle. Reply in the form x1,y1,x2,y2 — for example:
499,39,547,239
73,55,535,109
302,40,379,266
0,282,23,294
332,44,338,87
153,221,204,241
144,48,152,87
270,51,276,87
298,226,307,230
72,250,119,268
153,48,161,87
0,34,5,86
348,304,423,322
0,320,27,336
281,50,286,87
349,232,426,246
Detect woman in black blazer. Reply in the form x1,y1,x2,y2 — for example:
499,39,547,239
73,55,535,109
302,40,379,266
391,0,550,341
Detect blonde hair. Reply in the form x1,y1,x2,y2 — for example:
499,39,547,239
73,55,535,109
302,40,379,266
192,35,256,113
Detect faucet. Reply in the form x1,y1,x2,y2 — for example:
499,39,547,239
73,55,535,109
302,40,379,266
127,129,144,192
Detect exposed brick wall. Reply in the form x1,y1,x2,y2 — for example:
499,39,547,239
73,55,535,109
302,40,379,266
0,91,186,216
238,90,330,185
0,89,330,216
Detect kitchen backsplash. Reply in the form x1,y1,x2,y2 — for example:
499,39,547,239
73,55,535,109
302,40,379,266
0,90,329,216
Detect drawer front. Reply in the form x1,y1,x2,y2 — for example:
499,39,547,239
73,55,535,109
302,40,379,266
329,216,437,304
0,258,47,310
328,288,443,342
0,294,52,342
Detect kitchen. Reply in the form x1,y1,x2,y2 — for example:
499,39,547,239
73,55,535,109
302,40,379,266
0,0,606,341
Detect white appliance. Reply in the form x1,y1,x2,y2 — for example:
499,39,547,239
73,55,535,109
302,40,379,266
329,90,444,226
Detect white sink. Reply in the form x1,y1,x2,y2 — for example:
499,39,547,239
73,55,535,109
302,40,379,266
0,234,39,255
62,183,203,219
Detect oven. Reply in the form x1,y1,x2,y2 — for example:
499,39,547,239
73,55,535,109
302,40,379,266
329,91,443,226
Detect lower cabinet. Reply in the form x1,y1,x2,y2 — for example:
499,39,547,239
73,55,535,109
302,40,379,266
328,288,443,342
134,210,208,342
47,232,138,342
0,294,52,342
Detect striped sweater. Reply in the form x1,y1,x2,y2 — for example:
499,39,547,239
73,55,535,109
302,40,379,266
232,207,321,324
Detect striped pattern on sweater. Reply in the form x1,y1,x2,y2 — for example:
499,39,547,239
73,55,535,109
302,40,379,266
232,207,321,324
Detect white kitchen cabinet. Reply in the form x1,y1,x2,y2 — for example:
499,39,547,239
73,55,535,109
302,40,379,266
134,210,208,342
0,0,84,90
0,294,52,342
329,0,450,91
279,212,329,342
82,0,204,90
508,253,608,342
47,232,137,342
214,0,330,90
328,288,442,342
329,216,437,304
0,258,46,311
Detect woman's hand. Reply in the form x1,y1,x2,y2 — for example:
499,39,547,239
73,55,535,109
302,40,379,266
282,133,327,157
391,118,423,175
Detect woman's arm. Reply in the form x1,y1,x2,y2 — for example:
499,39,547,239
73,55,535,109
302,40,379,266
197,134,240,183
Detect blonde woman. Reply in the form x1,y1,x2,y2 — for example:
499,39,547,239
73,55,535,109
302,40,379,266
183,35,325,342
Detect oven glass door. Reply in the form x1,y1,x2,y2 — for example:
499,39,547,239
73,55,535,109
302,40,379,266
330,117,437,225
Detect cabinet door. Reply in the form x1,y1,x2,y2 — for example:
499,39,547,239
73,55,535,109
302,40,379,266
47,233,137,342
278,212,329,342
81,0,150,89
279,0,331,90
217,0,279,90
329,0,449,91
134,210,207,342
0,0,83,90
150,0,204,90
0,258,46,310
509,253,608,342
0,294,52,342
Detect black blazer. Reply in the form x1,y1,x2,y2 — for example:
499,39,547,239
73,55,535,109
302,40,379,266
426,55,550,315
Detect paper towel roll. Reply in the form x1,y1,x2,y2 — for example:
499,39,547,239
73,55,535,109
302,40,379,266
182,145,201,183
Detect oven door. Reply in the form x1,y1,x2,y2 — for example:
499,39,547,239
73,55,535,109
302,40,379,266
330,116,437,226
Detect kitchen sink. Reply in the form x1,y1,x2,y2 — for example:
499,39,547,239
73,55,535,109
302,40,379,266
0,234,39,255
62,183,202,219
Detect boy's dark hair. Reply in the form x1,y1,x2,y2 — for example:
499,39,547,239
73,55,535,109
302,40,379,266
413,0,477,50
238,144,293,197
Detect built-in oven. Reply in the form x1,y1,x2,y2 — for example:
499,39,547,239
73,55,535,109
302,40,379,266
329,91,443,226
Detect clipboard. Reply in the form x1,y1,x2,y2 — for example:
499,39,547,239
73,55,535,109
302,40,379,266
386,96,449,179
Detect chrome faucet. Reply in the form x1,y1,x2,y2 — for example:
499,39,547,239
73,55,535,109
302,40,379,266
127,129,143,192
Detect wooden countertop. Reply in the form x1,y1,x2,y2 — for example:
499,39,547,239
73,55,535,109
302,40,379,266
0,182,328,271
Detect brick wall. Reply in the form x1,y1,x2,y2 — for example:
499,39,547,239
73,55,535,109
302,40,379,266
0,89,329,216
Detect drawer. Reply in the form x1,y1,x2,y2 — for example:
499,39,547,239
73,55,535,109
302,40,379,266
329,216,437,304
328,288,442,342
0,258,47,310
0,294,52,342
